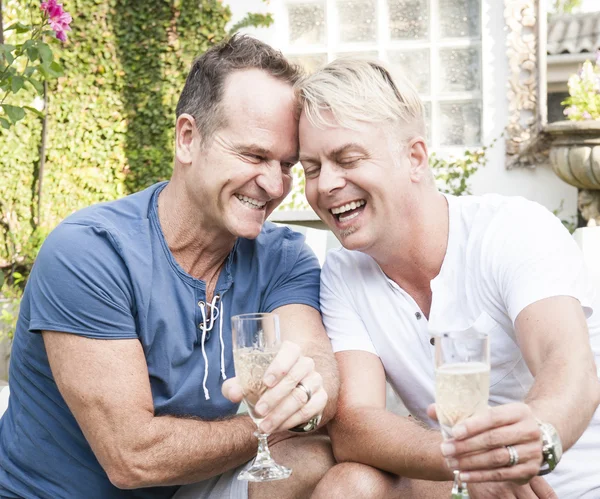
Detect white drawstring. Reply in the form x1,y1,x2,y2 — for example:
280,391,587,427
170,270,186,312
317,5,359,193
219,299,227,381
199,305,211,400
198,294,227,400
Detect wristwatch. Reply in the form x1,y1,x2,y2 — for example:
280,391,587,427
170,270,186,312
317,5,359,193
536,419,563,475
288,414,322,433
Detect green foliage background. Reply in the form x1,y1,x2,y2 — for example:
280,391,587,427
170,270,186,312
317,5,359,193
0,0,271,283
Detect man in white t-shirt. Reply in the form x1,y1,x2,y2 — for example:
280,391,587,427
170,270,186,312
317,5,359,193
298,59,600,499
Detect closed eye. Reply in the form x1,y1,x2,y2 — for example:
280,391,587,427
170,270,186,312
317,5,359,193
338,157,362,166
244,153,264,163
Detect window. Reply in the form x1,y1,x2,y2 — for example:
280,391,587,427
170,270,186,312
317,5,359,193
279,0,483,147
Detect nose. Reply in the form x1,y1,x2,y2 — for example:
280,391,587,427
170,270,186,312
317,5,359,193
317,162,345,196
256,163,284,199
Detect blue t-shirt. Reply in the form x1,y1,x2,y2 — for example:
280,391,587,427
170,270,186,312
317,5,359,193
0,182,321,499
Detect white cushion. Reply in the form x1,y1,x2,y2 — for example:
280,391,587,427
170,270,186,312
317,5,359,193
0,385,9,418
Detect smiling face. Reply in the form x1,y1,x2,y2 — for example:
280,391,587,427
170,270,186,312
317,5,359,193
175,69,298,243
299,110,428,255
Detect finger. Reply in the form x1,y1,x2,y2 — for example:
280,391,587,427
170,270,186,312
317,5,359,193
221,377,244,403
427,404,438,421
515,485,538,499
267,387,328,433
459,460,541,484
447,443,541,472
254,356,316,417
262,340,302,388
443,420,541,456
259,371,325,433
452,403,532,441
529,476,558,499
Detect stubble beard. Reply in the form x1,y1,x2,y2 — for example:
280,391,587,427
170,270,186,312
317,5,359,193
339,225,358,239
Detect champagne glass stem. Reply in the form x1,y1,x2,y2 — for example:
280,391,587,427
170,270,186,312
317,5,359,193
254,431,275,466
451,470,469,499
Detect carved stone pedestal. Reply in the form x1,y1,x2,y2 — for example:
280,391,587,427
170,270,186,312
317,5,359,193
546,121,600,226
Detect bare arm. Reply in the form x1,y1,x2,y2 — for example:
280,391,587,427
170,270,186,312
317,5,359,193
329,349,453,481
44,304,337,490
439,296,600,484
43,331,257,489
518,295,600,450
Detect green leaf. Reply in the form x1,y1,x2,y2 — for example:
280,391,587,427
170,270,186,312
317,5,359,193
5,22,31,34
1,104,26,124
0,44,16,54
49,61,64,77
26,47,40,62
0,117,10,129
11,76,25,94
23,106,44,117
38,43,53,64
27,76,44,95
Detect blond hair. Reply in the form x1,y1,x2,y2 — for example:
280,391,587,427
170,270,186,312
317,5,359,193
296,58,425,142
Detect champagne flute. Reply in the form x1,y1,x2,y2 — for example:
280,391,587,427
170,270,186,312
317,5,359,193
434,329,490,499
232,312,292,482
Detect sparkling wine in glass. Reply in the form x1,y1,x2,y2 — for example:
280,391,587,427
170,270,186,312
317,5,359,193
434,329,490,499
232,312,292,482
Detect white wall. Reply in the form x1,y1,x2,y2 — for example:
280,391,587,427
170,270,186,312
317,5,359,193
226,0,578,220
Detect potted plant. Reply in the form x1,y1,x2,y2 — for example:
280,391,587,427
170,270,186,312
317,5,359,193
547,52,600,226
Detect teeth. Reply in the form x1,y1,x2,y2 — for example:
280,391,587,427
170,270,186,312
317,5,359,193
236,194,267,209
339,211,361,222
331,200,365,215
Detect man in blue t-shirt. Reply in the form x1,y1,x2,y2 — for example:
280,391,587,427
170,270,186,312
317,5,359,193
0,35,339,499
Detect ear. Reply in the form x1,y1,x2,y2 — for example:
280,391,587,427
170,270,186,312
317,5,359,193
175,114,199,165
407,136,429,183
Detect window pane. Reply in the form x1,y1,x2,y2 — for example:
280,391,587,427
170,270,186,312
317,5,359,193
423,101,431,142
438,0,480,38
288,3,327,46
336,0,377,43
288,54,328,73
388,0,429,41
439,47,480,92
439,100,481,146
334,51,379,60
387,49,430,94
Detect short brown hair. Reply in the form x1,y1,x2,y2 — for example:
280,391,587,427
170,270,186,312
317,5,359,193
176,34,303,144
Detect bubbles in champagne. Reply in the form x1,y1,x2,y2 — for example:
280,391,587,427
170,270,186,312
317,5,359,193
435,362,490,438
234,348,277,425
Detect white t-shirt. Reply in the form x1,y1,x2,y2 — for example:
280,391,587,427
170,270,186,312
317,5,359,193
321,193,600,498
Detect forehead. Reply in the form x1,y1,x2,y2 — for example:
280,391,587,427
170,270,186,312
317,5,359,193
299,110,386,156
220,69,298,153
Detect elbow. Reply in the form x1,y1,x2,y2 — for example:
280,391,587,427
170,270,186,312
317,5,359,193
106,461,147,490
328,420,353,463
103,449,151,490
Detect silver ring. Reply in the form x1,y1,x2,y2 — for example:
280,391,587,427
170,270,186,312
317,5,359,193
506,445,519,467
295,382,312,404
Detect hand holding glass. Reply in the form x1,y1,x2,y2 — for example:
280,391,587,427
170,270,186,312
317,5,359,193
434,330,490,499
232,312,292,482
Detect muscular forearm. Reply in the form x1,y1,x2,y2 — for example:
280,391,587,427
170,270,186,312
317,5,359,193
103,413,258,489
330,406,453,481
311,348,339,424
525,357,600,451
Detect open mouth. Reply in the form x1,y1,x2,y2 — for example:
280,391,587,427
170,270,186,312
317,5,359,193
235,194,267,210
330,199,366,223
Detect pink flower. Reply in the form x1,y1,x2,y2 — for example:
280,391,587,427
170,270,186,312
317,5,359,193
583,111,593,120
596,50,600,67
40,0,72,42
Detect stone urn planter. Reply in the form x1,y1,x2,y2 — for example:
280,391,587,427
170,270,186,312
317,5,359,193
547,121,600,226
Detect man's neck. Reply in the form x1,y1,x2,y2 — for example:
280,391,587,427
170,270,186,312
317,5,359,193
372,192,450,315
157,181,235,287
